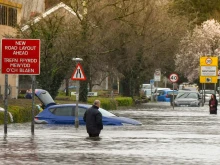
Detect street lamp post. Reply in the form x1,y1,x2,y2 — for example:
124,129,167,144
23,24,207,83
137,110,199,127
72,58,83,129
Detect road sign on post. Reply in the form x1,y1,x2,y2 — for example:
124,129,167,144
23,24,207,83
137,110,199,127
71,62,86,129
200,57,218,83
169,73,179,83
1,39,40,75
1,38,40,135
169,73,179,109
71,63,86,81
154,69,161,82
150,79,154,85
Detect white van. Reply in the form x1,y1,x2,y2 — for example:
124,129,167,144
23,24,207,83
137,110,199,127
140,84,155,99
141,84,154,89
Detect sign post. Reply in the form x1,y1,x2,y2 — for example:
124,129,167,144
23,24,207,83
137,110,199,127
71,61,86,129
169,73,179,109
200,56,218,106
218,69,220,102
154,69,161,101
4,75,8,135
150,79,154,101
1,39,40,135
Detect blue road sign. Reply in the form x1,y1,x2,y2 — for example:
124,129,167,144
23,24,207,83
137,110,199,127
150,79,154,85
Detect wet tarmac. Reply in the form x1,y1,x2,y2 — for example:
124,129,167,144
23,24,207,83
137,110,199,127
1,102,220,165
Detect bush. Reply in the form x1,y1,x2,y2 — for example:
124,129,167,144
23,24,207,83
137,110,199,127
87,97,117,110
88,97,133,110
115,97,133,106
55,95,76,101
18,94,25,99
0,105,40,124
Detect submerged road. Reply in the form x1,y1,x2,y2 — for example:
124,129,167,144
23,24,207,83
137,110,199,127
0,102,220,165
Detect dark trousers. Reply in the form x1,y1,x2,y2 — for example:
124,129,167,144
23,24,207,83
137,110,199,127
210,110,217,114
89,133,99,137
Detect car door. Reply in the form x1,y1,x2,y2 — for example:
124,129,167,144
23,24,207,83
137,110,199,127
157,90,165,101
49,106,74,124
78,106,87,125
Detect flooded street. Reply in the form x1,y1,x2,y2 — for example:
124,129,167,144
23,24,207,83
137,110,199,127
1,102,220,165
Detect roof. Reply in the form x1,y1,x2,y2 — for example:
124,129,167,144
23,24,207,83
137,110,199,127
21,2,79,31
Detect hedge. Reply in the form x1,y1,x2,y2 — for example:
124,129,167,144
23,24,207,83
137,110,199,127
88,97,133,110
0,105,40,124
115,97,133,107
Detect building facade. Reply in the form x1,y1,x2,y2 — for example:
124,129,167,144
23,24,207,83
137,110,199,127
0,0,45,99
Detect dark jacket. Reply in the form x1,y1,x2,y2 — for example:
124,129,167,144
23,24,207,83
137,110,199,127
83,105,103,135
209,95,218,114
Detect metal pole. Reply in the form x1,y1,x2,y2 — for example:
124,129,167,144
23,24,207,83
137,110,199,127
202,83,204,106
4,74,8,135
204,83,206,104
156,81,158,102
214,83,216,95
151,84,153,102
219,79,220,102
75,81,79,128
31,76,35,135
172,83,174,110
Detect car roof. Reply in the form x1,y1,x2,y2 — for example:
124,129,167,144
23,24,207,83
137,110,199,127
178,90,199,93
49,103,91,108
158,89,176,91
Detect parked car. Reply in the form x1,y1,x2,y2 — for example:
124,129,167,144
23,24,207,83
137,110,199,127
174,91,202,107
140,84,155,100
153,87,171,101
141,84,154,89
140,89,154,100
34,89,142,125
157,89,178,102
199,90,219,103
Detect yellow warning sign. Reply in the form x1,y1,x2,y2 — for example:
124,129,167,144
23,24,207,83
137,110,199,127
200,57,218,66
200,56,218,83
200,76,217,83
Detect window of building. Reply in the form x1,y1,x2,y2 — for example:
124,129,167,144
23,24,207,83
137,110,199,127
0,4,17,27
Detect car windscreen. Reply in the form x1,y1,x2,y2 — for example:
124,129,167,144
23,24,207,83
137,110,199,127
176,92,198,99
98,108,116,117
204,91,215,94
167,91,178,95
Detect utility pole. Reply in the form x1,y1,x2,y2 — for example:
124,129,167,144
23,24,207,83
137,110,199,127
79,0,89,102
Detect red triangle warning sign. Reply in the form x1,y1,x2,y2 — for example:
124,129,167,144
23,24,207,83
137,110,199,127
71,63,86,81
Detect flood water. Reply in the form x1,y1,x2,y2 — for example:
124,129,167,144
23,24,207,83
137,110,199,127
1,102,220,165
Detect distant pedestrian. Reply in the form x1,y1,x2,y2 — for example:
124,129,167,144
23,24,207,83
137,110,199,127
209,94,218,114
83,100,103,137
25,89,32,99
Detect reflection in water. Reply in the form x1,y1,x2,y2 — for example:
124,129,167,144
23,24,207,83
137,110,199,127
0,103,220,164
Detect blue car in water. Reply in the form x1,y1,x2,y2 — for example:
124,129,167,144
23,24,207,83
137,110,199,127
34,89,142,126
157,89,178,102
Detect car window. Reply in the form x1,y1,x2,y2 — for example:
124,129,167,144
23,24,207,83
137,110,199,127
205,91,215,94
167,91,178,95
50,106,74,116
176,92,198,99
187,93,198,99
78,107,87,117
158,90,164,95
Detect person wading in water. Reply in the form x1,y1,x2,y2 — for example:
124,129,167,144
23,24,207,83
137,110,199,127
209,94,218,114
83,100,103,137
